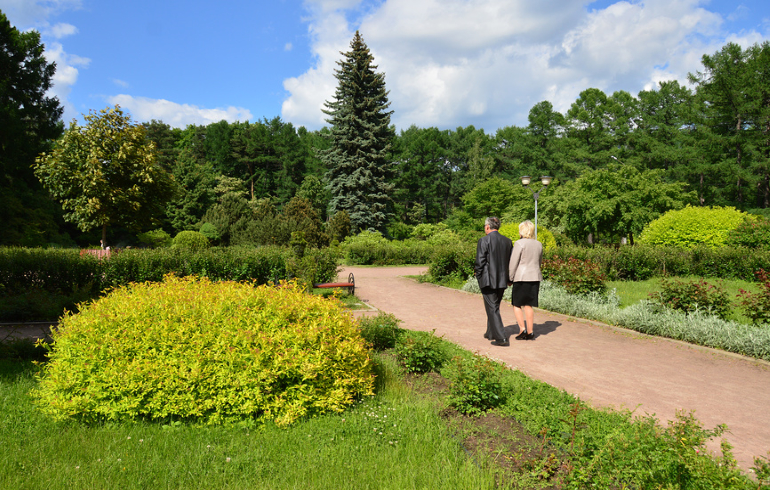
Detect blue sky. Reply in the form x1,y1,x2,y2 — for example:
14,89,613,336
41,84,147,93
2,0,769,133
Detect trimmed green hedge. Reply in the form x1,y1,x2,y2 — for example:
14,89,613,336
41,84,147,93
428,242,476,282
425,243,770,283
343,237,438,265
100,246,291,287
0,246,340,321
0,248,102,320
0,247,101,297
545,245,770,281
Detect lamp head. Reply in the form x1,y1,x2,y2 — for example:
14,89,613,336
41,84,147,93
520,175,531,186
540,175,552,186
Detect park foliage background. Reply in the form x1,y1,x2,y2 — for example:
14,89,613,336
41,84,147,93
3,9,770,252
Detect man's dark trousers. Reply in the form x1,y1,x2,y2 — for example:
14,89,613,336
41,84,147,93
482,286,506,341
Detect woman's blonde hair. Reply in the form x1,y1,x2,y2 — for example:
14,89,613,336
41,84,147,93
519,220,535,239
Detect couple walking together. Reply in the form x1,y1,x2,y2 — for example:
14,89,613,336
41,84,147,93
474,217,543,347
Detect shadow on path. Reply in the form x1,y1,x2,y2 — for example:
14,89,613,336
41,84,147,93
503,320,561,340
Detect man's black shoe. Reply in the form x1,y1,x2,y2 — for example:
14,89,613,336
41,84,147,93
490,339,510,346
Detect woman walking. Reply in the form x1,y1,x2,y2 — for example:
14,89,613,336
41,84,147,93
508,220,543,340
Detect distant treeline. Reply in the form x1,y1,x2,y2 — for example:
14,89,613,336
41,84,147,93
4,39,769,247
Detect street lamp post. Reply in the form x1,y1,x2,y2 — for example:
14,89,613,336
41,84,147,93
520,175,552,240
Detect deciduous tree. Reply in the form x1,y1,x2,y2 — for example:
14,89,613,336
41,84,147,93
34,106,173,246
553,165,695,244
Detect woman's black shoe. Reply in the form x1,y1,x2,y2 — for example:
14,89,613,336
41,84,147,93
515,331,529,340
491,339,510,346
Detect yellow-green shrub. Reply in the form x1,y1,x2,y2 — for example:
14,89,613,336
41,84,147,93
639,205,749,248
33,275,374,426
498,223,557,251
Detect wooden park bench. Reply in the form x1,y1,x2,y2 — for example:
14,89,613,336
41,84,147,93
313,272,355,295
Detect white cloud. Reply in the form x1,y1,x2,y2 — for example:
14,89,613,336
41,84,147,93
0,0,82,29
43,42,90,122
282,7,358,128
45,22,78,39
283,0,769,132
106,95,254,128
112,79,130,88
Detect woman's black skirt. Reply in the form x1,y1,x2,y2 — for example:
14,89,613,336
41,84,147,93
511,281,540,307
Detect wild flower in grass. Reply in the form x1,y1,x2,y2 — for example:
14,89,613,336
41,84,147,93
226,457,231,463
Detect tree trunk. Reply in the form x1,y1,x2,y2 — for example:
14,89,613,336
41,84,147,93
248,163,255,200
757,174,769,208
102,224,108,248
699,173,705,206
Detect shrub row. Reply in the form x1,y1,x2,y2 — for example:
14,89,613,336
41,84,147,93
545,245,770,281
343,237,440,265
100,246,291,287
429,243,770,281
388,316,763,487
428,243,770,283
427,242,477,282
0,246,340,321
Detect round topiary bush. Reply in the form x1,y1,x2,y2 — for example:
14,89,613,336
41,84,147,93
171,230,210,251
33,276,374,426
639,205,748,249
498,222,557,251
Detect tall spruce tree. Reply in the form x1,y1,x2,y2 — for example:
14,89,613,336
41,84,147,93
320,31,395,233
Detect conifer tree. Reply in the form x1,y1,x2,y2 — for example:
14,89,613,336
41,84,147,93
320,31,395,233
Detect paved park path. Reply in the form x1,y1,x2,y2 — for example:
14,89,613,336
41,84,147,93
344,265,770,472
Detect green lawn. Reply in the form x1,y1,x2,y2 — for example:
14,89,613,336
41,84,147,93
0,355,495,490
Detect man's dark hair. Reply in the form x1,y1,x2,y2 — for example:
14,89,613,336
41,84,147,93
484,217,501,230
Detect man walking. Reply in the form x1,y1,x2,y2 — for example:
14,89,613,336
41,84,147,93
474,217,513,346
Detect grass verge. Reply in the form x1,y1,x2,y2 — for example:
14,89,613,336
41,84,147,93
2,334,766,489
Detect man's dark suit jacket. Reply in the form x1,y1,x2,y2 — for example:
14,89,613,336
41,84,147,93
474,230,513,289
